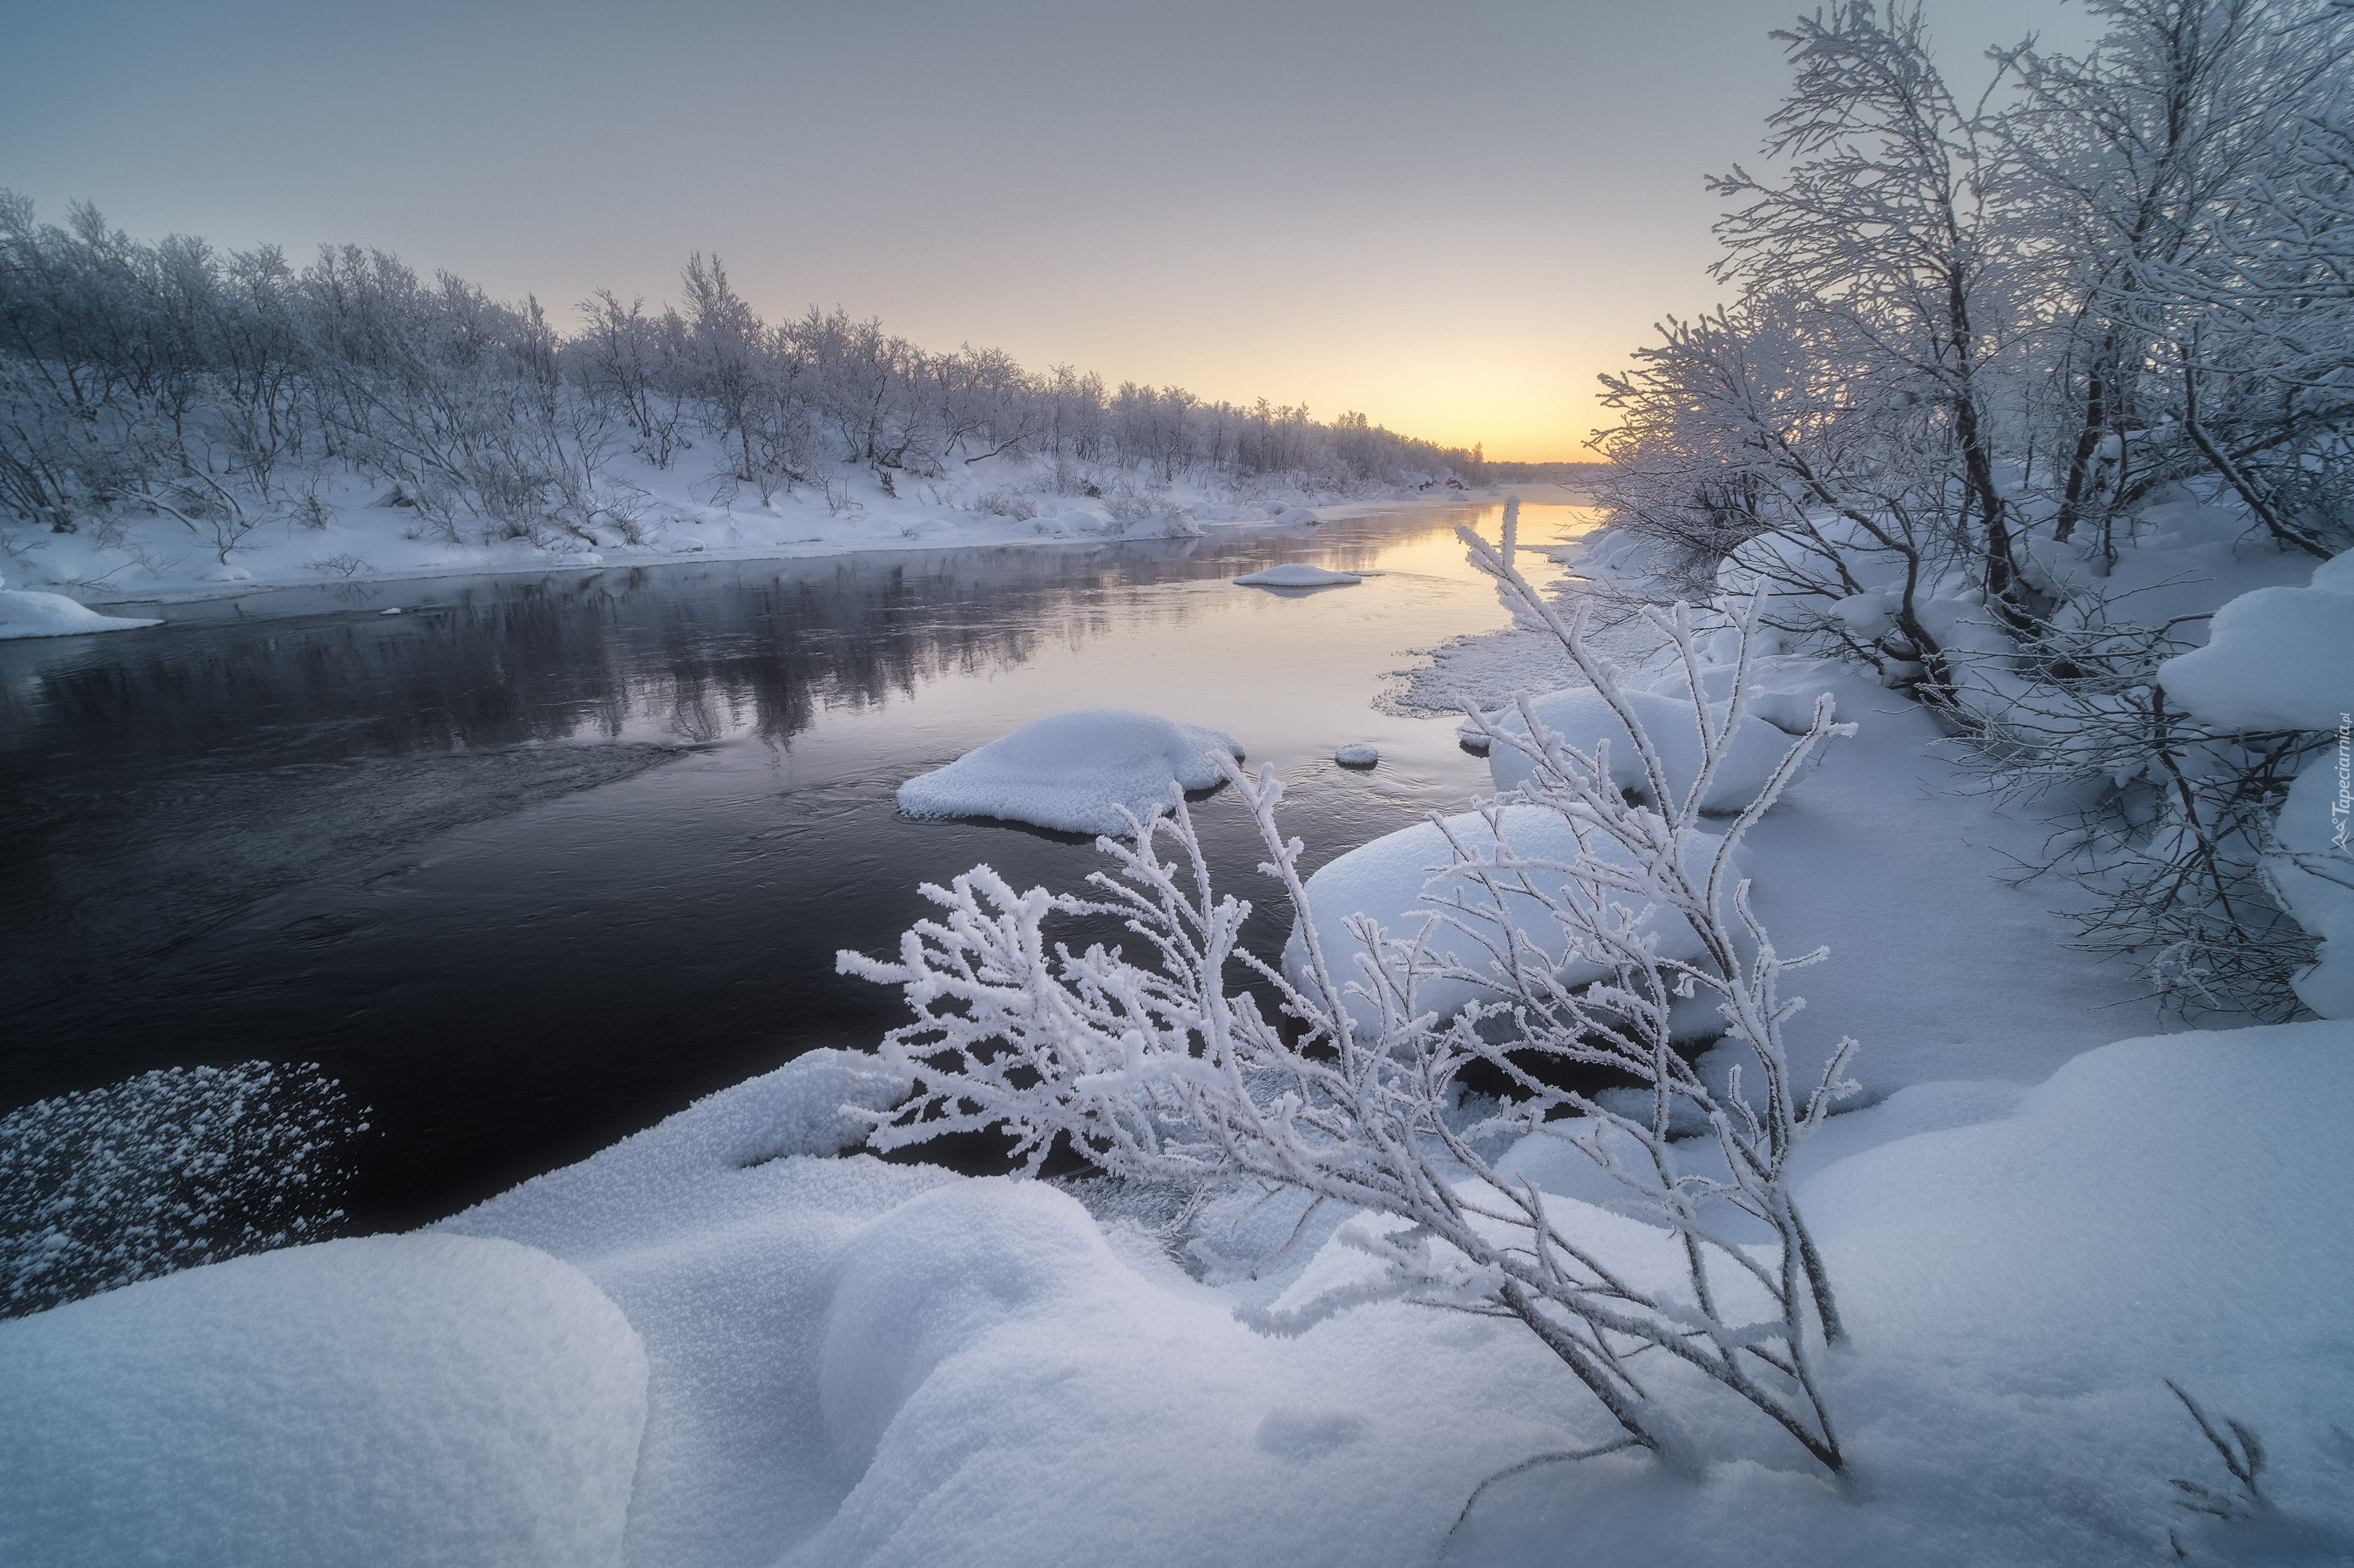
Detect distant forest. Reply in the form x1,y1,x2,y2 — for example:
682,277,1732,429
0,198,1487,550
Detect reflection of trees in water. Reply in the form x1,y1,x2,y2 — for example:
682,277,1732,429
0,517,1459,793
0,539,1269,779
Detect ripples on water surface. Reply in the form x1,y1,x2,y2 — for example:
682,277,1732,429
1,500,1596,1228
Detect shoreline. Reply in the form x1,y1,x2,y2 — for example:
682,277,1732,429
57,486,1581,615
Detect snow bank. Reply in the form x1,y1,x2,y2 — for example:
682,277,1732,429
449,1070,1601,1568
1234,562,1361,587
896,708,1241,836
437,1017,2354,1568
2155,551,2354,733
1454,1020,2354,1567
1282,803,1727,1033
1484,686,1796,815
0,1233,646,1568
0,580,160,639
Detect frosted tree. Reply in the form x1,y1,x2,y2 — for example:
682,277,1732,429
842,502,1861,1475
2000,0,2351,562
1710,1,2032,625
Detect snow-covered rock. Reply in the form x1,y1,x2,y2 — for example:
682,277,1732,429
896,707,1242,836
1282,802,1728,1033
1484,686,1796,815
1335,742,1379,767
1235,562,1361,588
0,578,161,640
0,1233,647,1568
2155,551,2354,733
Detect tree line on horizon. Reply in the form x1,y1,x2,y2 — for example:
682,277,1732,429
0,204,1489,552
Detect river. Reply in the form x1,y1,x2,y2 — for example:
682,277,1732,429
1,497,1596,1232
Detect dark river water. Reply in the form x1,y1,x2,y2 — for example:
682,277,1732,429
2,499,1594,1232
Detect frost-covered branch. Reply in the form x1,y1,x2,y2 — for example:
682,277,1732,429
842,517,1860,1476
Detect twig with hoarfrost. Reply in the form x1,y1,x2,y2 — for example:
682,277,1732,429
842,498,1861,1476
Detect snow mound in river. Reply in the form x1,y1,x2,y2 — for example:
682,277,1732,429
0,1233,647,1568
0,578,160,639
896,707,1242,836
1235,562,1361,587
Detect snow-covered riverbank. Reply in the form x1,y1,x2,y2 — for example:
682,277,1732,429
7,502,2349,1567
0,457,1523,619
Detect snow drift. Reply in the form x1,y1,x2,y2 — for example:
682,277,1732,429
1482,686,1796,815
896,708,1242,836
0,577,160,640
0,1233,647,1568
1282,802,1729,1033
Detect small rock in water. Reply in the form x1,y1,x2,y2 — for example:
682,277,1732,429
1454,718,1492,754
1335,743,1379,767
380,607,402,616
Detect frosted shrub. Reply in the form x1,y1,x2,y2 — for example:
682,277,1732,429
0,1061,363,1317
843,502,1860,1474
971,487,1039,521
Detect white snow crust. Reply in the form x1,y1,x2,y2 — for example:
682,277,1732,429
0,584,160,639
1335,742,1379,766
1234,562,1363,587
896,707,1241,835
426,1025,2354,1567
2156,550,2354,733
1482,686,1798,815
1281,803,1728,1033
18,1020,2350,1568
1449,1022,2354,1567
0,1233,647,1568
0,461,1443,610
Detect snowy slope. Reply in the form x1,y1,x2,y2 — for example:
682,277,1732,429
417,1027,2354,1567
0,1233,647,1568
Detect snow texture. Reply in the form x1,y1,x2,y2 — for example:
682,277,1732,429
1282,802,1727,1033
0,577,159,639
423,1022,2351,1568
896,707,1241,835
0,1233,647,1568
24,1024,2344,1568
1234,562,1363,587
1451,1022,2354,1568
1483,686,1798,815
2155,551,2354,733
1335,742,1379,767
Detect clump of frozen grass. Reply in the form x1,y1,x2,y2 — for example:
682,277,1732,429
844,498,1860,1475
0,1062,364,1317
971,488,1039,521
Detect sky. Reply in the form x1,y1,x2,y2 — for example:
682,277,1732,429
3,0,2097,462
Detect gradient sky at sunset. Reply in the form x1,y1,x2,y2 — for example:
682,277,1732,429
5,0,2094,460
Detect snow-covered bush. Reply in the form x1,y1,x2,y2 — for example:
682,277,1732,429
843,507,1860,1475
0,1061,362,1317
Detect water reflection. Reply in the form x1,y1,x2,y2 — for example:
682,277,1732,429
1,501,1597,1231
